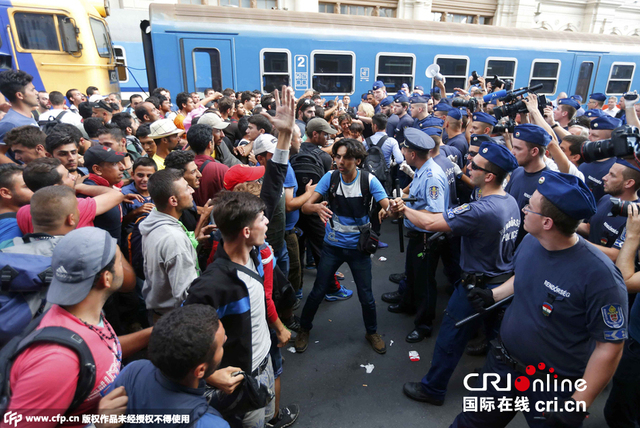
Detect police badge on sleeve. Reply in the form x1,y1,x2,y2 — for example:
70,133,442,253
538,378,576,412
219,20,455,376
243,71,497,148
429,186,439,200
601,304,625,329
447,203,471,219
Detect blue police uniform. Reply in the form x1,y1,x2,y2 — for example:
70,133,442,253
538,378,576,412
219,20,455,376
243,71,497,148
411,142,520,404
588,194,632,247
452,171,628,428
386,114,399,138
505,124,551,246
395,114,414,144
396,129,448,330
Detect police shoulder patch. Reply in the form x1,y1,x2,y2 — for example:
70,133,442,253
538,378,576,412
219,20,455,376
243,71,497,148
429,186,439,200
604,329,628,341
601,304,625,329
426,169,433,178
447,203,471,219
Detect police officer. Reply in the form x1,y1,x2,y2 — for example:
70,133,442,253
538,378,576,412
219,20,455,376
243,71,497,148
467,112,497,143
378,96,393,118
580,158,640,261
387,128,449,341
505,123,551,245
372,81,386,115
579,115,623,202
393,142,520,403
453,170,627,427
584,108,606,120
587,92,607,110
411,94,442,132
444,108,468,159
391,93,413,145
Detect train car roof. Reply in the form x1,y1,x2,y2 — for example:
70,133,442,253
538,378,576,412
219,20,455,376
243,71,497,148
149,3,640,54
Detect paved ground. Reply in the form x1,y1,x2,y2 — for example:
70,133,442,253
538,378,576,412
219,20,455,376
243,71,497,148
279,224,611,427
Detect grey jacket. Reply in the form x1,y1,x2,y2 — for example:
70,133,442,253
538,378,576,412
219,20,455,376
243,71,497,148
140,209,198,314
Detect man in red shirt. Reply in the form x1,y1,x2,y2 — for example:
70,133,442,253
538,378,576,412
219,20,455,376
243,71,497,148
17,157,141,234
3,227,124,427
186,123,228,206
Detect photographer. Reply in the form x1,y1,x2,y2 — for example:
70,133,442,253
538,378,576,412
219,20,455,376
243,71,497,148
604,203,640,427
581,116,623,202
577,159,640,262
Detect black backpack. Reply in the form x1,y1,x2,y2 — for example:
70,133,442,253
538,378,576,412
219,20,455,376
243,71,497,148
125,214,148,280
327,169,373,215
290,151,325,197
0,311,96,416
363,136,390,193
38,110,68,135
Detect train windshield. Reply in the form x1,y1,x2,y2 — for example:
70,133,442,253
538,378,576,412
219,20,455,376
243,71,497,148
89,17,112,58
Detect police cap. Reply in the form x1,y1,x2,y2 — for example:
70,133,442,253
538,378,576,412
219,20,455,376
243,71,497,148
558,98,580,110
513,124,551,147
589,93,607,102
472,112,498,126
590,116,623,130
402,128,436,151
537,170,597,220
478,142,518,172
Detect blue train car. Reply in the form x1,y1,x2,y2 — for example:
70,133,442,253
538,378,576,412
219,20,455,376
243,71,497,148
144,3,640,105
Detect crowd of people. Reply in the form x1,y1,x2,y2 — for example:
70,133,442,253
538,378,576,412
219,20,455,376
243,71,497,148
0,65,640,428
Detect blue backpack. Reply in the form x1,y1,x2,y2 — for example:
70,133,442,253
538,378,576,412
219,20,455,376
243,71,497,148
0,252,52,346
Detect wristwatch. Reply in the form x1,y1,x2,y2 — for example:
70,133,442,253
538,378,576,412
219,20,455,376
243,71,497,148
552,123,560,129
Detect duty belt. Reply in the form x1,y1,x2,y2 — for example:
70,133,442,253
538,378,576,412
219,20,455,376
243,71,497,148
461,271,513,289
406,230,434,239
491,339,580,383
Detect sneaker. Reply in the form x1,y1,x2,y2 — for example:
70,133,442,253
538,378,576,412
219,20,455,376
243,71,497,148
325,285,353,301
365,333,387,354
295,290,303,299
283,315,301,333
292,297,302,311
378,241,389,249
335,271,345,280
267,404,300,428
295,329,309,353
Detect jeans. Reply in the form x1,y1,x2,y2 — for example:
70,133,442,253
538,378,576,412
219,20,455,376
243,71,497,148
272,244,289,279
300,244,377,334
421,281,501,400
604,337,640,427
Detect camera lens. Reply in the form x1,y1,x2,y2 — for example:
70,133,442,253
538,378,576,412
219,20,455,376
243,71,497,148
580,139,616,163
610,198,633,217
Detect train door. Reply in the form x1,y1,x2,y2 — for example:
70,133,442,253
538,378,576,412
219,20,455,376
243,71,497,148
0,8,14,71
570,54,601,102
180,38,234,93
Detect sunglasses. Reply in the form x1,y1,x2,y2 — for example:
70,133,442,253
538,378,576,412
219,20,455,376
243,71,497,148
469,160,495,174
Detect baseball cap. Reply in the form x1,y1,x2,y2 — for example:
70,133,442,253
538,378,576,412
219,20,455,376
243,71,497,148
224,164,265,191
149,119,185,139
305,118,337,135
92,99,113,112
89,94,107,103
197,113,230,130
84,145,126,170
47,227,118,306
253,134,277,156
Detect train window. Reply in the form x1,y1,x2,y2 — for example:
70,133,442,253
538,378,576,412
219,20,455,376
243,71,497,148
607,63,635,95
193,48,222,92
89,18,112,58
311,51,355,94
375,54,415,94
434,55,469,94
529,60,560,94
113,46,128,82
573,61,594,102
484,58,517,82
14,13,60,51
261,50,291,94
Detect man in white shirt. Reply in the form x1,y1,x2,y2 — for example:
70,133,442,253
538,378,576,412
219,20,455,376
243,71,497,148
38,91,83,129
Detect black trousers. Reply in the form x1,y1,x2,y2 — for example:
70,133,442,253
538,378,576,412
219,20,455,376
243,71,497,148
401,234,439,327
604,337,640,427
296,213,339,293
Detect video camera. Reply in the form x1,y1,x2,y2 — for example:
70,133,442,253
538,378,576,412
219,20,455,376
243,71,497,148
494,119,517,134
452,97,479,113
581,125,640,163
492,84,545,119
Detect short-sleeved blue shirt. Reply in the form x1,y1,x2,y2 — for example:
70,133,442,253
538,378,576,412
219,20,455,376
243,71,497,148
284,163,299,231
501,234,628,378
0,212,21,248
588,194,633,247
432,153,458,207
446,133,468,160
579,157,617,203
0,109,37,145
315,170,387,249
440,144,464,169
445,193,520,275
121,182,152,218
404,158,448,232
394,114,414,144
386,114,399,139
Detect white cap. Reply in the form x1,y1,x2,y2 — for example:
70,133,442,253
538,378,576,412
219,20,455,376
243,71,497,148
89,94,107,103
253,134,277,156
